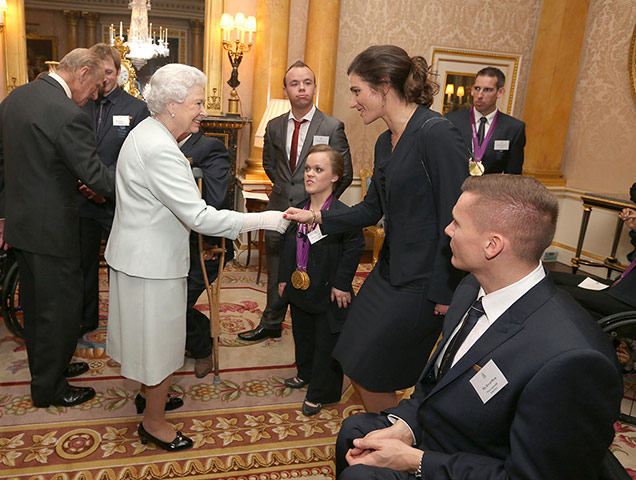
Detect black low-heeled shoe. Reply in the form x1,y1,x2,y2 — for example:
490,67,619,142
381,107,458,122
284,376,308,389
134,393,184,414
302,399,322,416
137,423,193,451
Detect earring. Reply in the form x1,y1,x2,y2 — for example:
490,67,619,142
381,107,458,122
170,112,175,118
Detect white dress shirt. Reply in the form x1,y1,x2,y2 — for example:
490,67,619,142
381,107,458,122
472,107,498,150
285,105,316,160
48,72,72,99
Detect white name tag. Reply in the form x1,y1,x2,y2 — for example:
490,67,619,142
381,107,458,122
469,359,508,404
313,135,329,145
113,115,130,126
494,140,509,151
577,277,610,291
307,225,327,244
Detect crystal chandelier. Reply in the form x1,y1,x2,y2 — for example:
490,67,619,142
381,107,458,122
115,0,169,70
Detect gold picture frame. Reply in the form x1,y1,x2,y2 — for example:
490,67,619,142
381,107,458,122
26,34,58,82
629,22,636,105
430,47,521,115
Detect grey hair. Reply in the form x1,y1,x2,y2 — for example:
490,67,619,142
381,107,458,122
145,64,207,115
57,48,103,77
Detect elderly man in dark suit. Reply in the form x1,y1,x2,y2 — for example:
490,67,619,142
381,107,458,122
179,131,234,378
238,61,353,341
0,49,114,408
78,43,149,337
336,175,621,480
445,67,525,175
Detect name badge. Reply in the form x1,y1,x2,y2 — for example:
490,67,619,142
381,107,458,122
469,359,508,404
313,135,329,145
494,140,509,151
113,115,131,127
307,225,327,244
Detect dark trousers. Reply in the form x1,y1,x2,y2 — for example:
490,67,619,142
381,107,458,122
14,249,82,403
80,216,111,331
550,271,632,320
185,239,234,359
261,229,287,329
290,303,343,404
336,412,416,479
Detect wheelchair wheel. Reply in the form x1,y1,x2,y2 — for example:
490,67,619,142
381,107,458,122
601,313,636,425
2,260,24,338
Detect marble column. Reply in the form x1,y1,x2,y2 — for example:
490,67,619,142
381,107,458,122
244,0,291,180
64,10,81,53
203,0,223,116
83,12,100,48
522,0,590,186
2,0,27,99
304,0,340,116
190,19,204,71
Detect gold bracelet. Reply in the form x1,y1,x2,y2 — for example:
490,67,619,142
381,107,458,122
309,208,316,225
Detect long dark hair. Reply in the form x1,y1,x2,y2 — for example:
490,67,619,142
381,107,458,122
347,45,439,107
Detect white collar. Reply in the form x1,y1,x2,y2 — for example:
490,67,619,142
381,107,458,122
289,105,316,123
48,72,72,100
473,107,498,125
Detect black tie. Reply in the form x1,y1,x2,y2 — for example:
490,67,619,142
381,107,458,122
437,298,484,379
477,117,487,146
96,97,109,136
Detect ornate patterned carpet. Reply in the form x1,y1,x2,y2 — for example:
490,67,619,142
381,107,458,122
2,261,636,479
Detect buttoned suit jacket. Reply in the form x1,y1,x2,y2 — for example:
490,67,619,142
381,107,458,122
445,108,526,174
262,108,352,212
0,75,114,257
384,272,622,479
79,87,149,224
105,117,243,279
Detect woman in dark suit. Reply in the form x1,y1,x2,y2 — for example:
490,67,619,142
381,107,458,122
278,145,365,416
285,45,468,412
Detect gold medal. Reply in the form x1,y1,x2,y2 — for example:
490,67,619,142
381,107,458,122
291,269,310,290
468,159,485,176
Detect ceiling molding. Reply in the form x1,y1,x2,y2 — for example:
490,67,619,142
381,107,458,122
25,0,205,20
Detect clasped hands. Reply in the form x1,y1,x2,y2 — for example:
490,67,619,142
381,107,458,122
620,208,636,232
345,419,423,473
278,282,352,308
78,182,106,204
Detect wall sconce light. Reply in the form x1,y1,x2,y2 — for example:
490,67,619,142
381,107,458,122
219,11,256,116
444,83,454,103
456,85,465,104
0,0,8,31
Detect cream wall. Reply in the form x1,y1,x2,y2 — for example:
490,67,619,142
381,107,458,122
562,0,636,195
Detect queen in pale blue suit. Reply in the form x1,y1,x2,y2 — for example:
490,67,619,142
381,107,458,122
105,64,287,451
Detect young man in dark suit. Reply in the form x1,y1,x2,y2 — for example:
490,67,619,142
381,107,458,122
445,67,525,174
238,61,353,341
78,43,149,337
179,131,234,378
0,49,114,408
336,175,621,480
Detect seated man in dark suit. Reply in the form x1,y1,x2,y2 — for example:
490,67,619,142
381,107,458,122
551,206,636,319
178,131,234,378
336,175,621,479
445,67,525,174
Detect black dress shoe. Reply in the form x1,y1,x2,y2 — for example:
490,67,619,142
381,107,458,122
63,362,90,378
33,386,96,408
138,423,193,451
284,376,308,389
302,399,322,416
238,325,282,341
134,393,184,414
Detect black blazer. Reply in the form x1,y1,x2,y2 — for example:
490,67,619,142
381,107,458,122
386,272,621,479
79,87,149,222
263,108,353,211
0,75,114,257
279,198,365,332
445,108,526,174
181,131,234,260
321,105,468,305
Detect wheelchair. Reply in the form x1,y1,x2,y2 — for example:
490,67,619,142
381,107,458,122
0,250,23,338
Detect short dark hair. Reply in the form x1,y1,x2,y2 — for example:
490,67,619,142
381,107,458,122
461,174,559,263
347,45,438,107
89,43,121,71
307,144,344,191
283,60,315,87
475,67,505,90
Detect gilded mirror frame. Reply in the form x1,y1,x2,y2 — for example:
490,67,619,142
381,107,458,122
629,22,636,105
